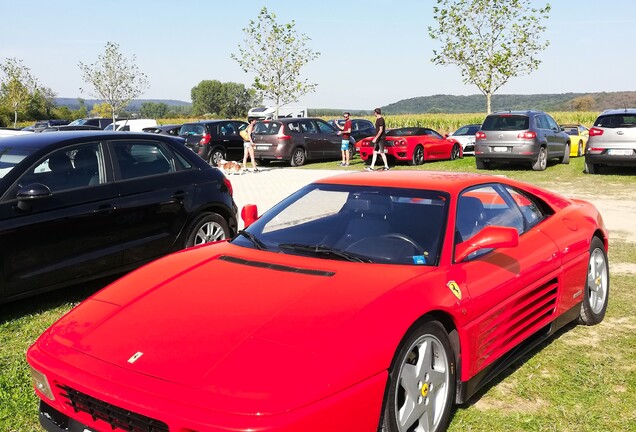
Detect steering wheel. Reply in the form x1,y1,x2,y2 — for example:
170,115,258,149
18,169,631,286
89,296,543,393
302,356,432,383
379,233,426,252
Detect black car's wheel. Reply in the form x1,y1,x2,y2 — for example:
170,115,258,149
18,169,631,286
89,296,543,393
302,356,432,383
584,160,599,174
382,320,456,432
184,212,230,248
576,141,583,157
290,147,306,167
578,237,609,325
408,145,424,166
209,148,226,167
450,143,461,161
475,158,490,170
531,146,547,171
560,143,570,164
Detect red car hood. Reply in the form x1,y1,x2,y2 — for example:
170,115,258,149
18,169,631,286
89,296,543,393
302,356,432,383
43,242,432,414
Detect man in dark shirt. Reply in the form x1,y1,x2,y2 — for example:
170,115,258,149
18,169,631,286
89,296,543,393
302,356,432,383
366,108,389,171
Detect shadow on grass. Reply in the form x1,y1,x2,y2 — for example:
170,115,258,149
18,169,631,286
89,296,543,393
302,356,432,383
0,276,119,325
457,320,579,409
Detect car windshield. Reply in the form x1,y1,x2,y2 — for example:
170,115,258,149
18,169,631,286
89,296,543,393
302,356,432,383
68,119,86,126
482,115,529,131
232,183,449,265
0,145,36,179
595,114,636,128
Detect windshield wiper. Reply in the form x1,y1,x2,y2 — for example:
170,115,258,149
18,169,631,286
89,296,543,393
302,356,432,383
278,243,371,263
234,230,268,250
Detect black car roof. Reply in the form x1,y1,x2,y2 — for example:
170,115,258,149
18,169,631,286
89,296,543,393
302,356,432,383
0,131,176,150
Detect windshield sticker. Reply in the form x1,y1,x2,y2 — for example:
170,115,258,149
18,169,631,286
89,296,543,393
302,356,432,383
412,255,427,265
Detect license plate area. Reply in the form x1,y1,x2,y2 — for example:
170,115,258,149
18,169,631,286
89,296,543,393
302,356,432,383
492,146,509,153
256,146,270,151
607,149,633,156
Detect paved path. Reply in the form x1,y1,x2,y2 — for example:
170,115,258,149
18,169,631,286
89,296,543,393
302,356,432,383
228,167,337,228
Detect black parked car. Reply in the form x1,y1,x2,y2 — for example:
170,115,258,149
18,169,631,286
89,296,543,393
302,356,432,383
179,120,248,165
327,118,375,144
142,124,183,136
41,125,102,132
33,119,70,132
252,117,354,166
0,131,238,303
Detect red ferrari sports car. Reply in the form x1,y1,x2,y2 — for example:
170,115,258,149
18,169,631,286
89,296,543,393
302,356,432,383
28,171,609,432
357,127,463,165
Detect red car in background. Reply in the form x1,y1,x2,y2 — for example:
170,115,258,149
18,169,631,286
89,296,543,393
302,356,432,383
357,127,463,165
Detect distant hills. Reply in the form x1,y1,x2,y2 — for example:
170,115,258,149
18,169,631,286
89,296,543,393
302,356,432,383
54,98,191,111
381,91,636,114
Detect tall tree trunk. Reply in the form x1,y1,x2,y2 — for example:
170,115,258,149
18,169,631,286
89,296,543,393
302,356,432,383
486,93,492,114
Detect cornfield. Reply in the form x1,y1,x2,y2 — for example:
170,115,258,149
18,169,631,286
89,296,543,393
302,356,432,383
160,111,599,135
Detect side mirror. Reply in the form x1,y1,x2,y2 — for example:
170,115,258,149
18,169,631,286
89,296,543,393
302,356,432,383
16,183,52,212
241,204,259,228
455,226,519,262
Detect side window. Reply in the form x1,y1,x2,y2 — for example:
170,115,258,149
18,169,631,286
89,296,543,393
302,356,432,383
300,120,318,134
537,115,551,130
546,115,559,130
287,121,302,133
316,120,335,134
113,141,174,180
220,122,238,136
18,143,103,193
504,186,546,229
455,185,525,246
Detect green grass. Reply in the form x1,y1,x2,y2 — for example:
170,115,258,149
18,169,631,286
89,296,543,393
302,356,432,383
301,155,636,190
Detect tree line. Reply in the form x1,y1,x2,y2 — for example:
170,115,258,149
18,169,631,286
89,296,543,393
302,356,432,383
3,1,558,127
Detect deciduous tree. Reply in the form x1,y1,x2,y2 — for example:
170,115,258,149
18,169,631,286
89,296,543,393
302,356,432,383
79,42,149,126
429,0,551,113
231,7,319,118
0,58,39,127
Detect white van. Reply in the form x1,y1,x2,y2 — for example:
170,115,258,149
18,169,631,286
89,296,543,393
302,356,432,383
104,119,157,132
247,106,307,122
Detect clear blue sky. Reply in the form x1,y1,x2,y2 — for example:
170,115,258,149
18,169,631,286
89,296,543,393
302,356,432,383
2,0,635,110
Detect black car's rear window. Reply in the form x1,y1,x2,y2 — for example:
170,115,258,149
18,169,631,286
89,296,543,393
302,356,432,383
482,115,529,131
595,114,636,128
253,122,282,135
179,124,206,136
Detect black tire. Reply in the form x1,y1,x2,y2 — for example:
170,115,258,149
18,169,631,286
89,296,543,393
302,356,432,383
290,147,306,167
578,237,609,325
209,148,226,167
584,160,599,174
450,143,461,161
382,320,456,432
184,212,230,248
408,145,424,166
560,143,570,164
475,158,490,170
531,146,547,171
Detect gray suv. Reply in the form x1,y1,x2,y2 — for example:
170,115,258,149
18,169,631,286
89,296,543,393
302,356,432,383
475,110,571,171
584,109,636,174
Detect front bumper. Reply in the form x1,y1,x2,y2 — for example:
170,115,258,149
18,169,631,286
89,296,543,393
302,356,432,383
29,343,386,432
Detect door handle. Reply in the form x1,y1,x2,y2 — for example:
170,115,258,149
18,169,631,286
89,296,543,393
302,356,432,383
94,204,116,214
172,191,189,201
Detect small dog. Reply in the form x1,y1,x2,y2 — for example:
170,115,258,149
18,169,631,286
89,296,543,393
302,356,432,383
217,159,244,175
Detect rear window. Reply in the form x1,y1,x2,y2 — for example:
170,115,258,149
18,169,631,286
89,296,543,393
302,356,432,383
253,122,282,135
179,124,206,136
482,115,529,131
595,114,636,128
